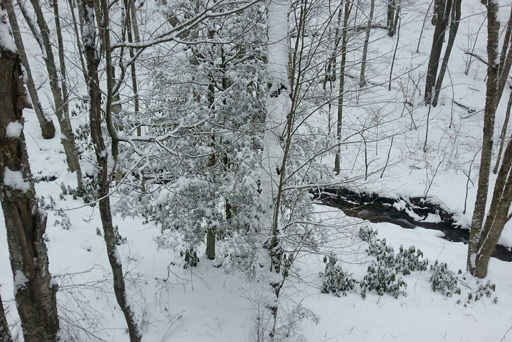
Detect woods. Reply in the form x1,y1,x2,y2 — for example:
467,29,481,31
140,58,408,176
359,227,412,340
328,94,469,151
1,0,512,340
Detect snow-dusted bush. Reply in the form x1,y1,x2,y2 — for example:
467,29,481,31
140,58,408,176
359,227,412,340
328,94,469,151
395,245,429,275
320,253,356,297
429,261,460,297
464,279,497,304
360,261,407,299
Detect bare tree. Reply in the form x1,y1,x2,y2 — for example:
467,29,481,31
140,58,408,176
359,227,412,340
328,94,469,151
334,0,351,175
22,0,83,191
494,91,512,174
359,0,375,87
496,6,512,108
78,0,141,339
424,0,452,104
4,0,55,139
0,17,60,341
467,0,502,278
432,0,461,106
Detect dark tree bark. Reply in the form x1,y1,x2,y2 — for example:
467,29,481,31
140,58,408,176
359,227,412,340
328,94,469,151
467,0,501,278
0,291,12,342
424,0,452,104
334,0,351,175
0,28,59,342
4,0,55,139
432,0,461,106
79,0,141,339
359,0,374,87
496,10,512,109
387,0,395,36
493,91,512,174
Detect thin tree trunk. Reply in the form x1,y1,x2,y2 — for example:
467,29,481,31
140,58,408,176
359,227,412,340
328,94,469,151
27,0,83,191
359,0,374,87
206,28,216,260
388,14,401,91
391,0,401,37
52,0,70,129
66,0,88,81
387,0,395,37
432,0,461,107
334,0,351,175
5,0,55,139
496,31,512,108
467,0,500,277
493,91,512,174
0,291,12,342
79,0,141,340
126,0,141,136
473,132,512,277
0,31,59,342
498,5,512,78
424,0,452,104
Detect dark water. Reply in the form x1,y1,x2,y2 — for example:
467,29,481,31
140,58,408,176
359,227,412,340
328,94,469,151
314,188,512,262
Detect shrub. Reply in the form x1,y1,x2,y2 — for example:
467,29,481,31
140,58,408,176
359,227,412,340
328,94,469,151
429,261,460,297
320,253,356,297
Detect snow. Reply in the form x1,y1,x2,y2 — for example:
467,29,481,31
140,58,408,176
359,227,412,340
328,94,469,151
5,121,23,138
3,167,30,192
13,270,28,293
0,10,16,52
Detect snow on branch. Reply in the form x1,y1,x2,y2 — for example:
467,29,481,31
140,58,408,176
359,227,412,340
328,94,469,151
110,0,262,50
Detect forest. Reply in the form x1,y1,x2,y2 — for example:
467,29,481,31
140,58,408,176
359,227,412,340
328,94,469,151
0,0,512,341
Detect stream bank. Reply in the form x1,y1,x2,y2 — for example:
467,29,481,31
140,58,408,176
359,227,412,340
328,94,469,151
314,188,512,262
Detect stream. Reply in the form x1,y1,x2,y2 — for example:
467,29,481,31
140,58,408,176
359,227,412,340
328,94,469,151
314,188,512,262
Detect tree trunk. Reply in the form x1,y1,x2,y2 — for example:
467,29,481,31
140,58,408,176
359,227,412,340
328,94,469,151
387,0,395,37
432,0,461,107
496,18,512,108
334,0,351,175
493,91,512,174
261,0,291,234
27,0,83,191
359,0,374,87
424,0,452,104
79,0,141,340
391,0,401,37
52,0,70,133
0,291,12,342
122,0,142,136
5,0,55,139
497,5,512,96
0,30,59,342
467,0,500,277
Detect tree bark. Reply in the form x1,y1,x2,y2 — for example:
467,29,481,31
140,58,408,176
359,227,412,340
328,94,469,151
334,0,351,175
496,16,512,108
493,91,512,174
432,0,461,107
0,291,12,342
79,0,141,339
0,30,59,342
359,0,374,87
27,0,83,191
387,0,395,37
467,0,500,277
424,0,452,104
4,0,55,139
